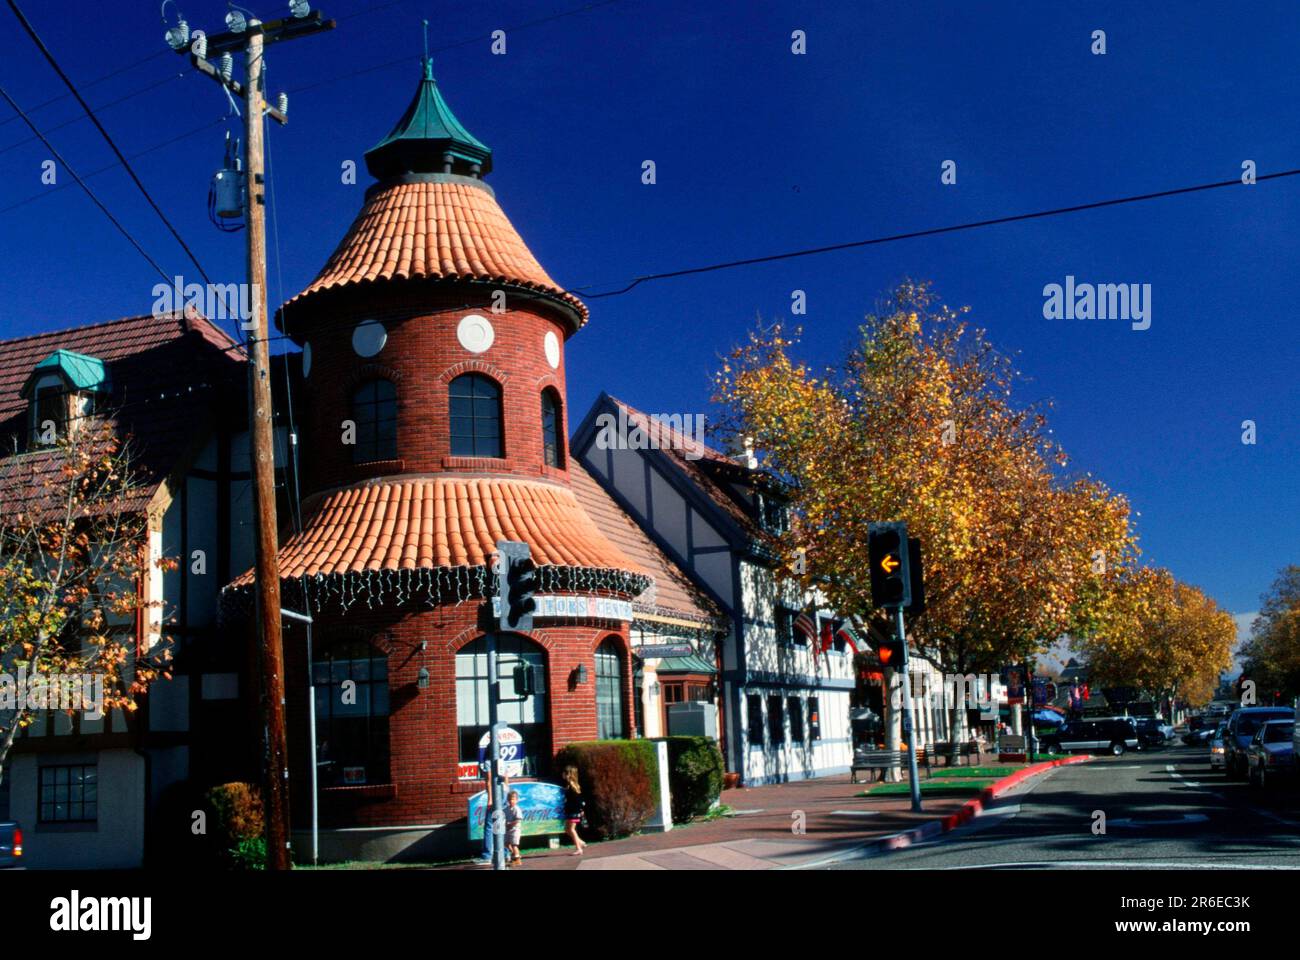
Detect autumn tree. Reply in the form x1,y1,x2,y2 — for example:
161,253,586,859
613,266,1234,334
1077,566,1236,709
714,281,1135,748
0,418,173,784
1238,566,1300,704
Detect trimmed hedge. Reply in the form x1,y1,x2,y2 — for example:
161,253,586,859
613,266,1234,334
555,740,659,840
657,736,724,823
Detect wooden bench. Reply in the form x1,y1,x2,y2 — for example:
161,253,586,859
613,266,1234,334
925,740,981,768
851,748,928,783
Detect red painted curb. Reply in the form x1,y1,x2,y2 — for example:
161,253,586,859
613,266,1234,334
940,755,1090,833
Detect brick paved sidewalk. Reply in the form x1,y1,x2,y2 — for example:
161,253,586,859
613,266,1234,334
445,759,1009,871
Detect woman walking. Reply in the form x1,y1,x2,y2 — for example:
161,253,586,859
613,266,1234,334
561,766,586,856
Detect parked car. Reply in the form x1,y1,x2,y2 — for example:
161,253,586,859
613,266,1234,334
0,821,22,869
1209,721,1229,769
1135,717,1174,748
1039,717,1139,756
1224,707,1295,779
1247,720,1295,788
1184,724,1216,745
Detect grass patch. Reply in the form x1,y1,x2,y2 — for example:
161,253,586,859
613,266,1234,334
930,766,1017,779
862,779,996,797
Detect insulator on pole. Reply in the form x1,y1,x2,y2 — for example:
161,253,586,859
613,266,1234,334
277,92,289,116
219,52,233,82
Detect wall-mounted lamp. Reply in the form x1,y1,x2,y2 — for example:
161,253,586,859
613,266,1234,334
417,666,430,689
649,682,661,697
573,664,588,685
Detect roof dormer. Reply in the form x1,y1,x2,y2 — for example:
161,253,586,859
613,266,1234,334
20,349,108,446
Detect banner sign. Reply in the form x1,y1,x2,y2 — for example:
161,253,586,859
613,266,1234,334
634,643,695,659
1002,666,1025,705
1032,677,1048,705
468,781,566,840
491,595,633,622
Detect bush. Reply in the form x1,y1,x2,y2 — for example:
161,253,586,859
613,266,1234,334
206,782,266,870
659,736,724,822
554,740,659,840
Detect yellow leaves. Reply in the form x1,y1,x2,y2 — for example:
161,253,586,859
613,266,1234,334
715,281,1142,671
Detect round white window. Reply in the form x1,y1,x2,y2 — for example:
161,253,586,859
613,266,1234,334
352,321,387,358
544,330,561,370
457,314,495,354
301,341,312,378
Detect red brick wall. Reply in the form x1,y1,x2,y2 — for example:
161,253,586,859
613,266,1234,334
283,604,635,828
293,285,573,496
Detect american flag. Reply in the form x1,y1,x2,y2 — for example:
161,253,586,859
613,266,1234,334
793,612,817,644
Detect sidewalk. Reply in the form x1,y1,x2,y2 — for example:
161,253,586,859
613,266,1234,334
447,752,1044,871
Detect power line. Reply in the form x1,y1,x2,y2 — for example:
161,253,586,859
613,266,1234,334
186,162,1300,357
0,116,227,217
0,81,172,284
0,70,188,158
7,0,218,289
0,47,169,129
570,168,1300,298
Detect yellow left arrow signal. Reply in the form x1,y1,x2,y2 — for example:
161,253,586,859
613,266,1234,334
881,554,900,573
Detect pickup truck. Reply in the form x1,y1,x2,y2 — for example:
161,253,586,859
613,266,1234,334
0,821,22,868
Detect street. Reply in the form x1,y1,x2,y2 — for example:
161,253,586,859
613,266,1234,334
832,744,1300,870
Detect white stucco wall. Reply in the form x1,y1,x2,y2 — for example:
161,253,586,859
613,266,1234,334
9,749,146,869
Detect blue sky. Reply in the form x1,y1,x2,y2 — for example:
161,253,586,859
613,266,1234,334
2,1,1297,621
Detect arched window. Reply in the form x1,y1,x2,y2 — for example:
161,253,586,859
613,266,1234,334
449,374,503,458
457,634,548,776
595,637,627,739
313,637,390,786
541,388,563,467
350,379,397,463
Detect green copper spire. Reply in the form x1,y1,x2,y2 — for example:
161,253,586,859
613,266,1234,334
364,57,493,180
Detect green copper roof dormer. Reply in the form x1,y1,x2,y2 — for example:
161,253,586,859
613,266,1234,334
364,57,493,180
20,349,108,398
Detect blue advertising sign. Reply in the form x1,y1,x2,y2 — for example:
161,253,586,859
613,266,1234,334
468,781,566,841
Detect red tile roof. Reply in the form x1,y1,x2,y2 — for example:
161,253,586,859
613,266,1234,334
0,313,245,511
606,396,767,540
227,475,649,587
569,460,721,625
283,179,588,325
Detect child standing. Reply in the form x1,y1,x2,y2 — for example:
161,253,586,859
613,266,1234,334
505,790,523,867
561,766,586,856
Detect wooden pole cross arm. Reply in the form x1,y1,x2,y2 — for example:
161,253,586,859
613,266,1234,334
187,54,289,125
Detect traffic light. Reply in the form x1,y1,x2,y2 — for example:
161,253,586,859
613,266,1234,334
868,522,911,609
904,536,925,615
512,663,537,697
496,540,537,632
877,638,906,669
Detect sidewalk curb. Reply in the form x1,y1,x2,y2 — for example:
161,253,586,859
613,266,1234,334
938,754,1091,830
787,755,1091,869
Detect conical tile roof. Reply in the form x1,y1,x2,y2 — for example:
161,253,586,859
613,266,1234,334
283,177,587,326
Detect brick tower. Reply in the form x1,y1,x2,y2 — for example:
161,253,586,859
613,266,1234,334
224,57,648,860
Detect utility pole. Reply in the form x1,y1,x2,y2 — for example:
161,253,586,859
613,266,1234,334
168,7,336,871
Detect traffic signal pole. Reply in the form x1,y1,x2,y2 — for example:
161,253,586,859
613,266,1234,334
487,630,506,872
895,605,923,812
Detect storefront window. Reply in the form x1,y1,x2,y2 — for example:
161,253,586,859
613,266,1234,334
457,634,548,776
767,694,785,744
313,637,390,786
788,696,804,742
595,637,626,739
746,694,764,745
